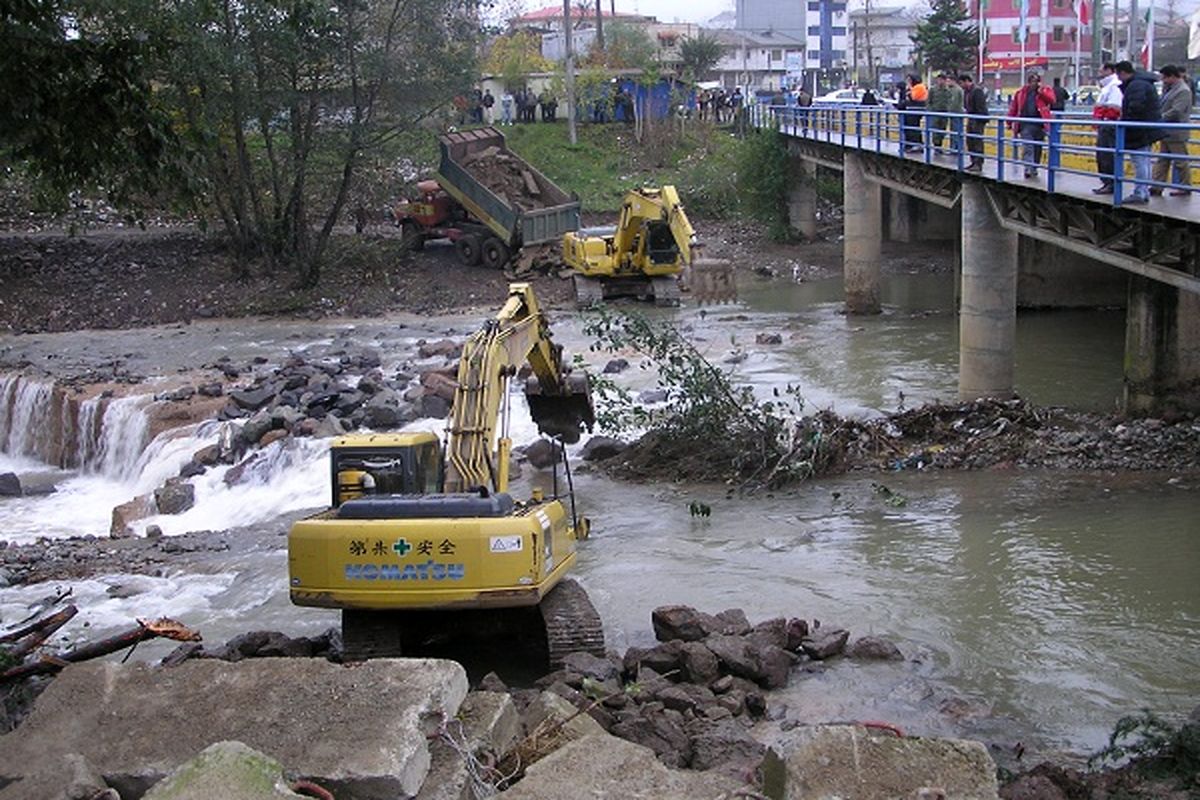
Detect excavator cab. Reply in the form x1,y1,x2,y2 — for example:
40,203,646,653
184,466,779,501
330,432,443,506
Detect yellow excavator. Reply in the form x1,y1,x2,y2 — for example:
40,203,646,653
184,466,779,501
562,185,736,308
288,283,604,666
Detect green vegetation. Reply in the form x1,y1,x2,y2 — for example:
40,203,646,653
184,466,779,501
1090,710,1200,783
911,0,978,75
736,128,794,241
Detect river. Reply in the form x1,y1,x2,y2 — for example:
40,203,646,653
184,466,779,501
0,272,1195,764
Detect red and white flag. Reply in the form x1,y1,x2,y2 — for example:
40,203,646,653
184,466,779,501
1076,0,1090,26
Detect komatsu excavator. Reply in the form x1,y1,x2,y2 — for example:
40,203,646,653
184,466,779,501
288,283,604,666
562,185,736,308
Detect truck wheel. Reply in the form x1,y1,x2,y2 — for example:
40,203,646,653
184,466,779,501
481,238,510,270
400,221,424,252
455,236,482,266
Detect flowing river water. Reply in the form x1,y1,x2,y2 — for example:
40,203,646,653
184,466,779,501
0,272,1196,764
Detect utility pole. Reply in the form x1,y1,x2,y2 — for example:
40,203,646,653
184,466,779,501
595,0,604,51
1129,0,1138,61
1091,0,1103,66
564,0,577,144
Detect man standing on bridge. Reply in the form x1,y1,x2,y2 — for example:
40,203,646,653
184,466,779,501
1114,60,1165,204
1008,71,1056,179
1152,65,1193,196
959,75,989,172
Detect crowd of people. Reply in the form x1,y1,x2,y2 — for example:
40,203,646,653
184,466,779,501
453,87,559,127
868,64,1194,199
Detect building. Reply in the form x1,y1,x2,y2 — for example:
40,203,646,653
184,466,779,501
710,29,807,90
971,0,1094,89
848,6,919,88
805,0,850,92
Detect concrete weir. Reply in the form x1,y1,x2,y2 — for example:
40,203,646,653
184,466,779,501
958,181,1018,401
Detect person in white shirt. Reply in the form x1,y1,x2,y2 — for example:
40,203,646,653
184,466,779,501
1091,63,1124,194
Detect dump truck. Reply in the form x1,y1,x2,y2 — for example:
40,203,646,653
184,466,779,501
394,127,581,269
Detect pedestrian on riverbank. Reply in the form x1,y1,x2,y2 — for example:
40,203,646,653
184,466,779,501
500,90,514,125
959,74,989,172
482,90,494,124
1091,63,1123,195
1151,65,1193,196
1007,71,1056,178
1114,60,1165,204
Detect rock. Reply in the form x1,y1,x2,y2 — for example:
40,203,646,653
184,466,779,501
0,473,21,497
240,411,274,445
785,618,810,651
704,635,759,681
755,332,783,345
178,460,206,479
145,525,164,539
579,436,627,462
521,690,606,743
197,383,224,398
711,609,754,636
624,640,684,675
418,339,462,359
752,644,794,689
0,752,108,800
111,493,155,537
678,641,721,685
748,617,789,651
418,394,450,420
689,718,767,774
801,628,850,660
500,734,738,800
106,583,145,599
999,774,1069,800
224,453,266,487
207,631,316,661
420,370,458,402
655,684,716,714
154,479,196,515
763,724,1000,800
142,741,305,799
0,568,12,588
163,386,197,402
228,386,275,412
259,429,288,447
523,439,559,470
312,415,347,438
194,444,222,466
846,636,904,661
561,652,620,683
609,707,692,767
638,388,668,404
652,605,719,643
0,659,468,800
270,405,306,431
602,358,629,374
415,692,520,800
478,672,508,694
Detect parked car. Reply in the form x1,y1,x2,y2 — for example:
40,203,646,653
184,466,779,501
812,88,894,107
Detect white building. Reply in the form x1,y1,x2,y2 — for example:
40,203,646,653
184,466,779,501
805,0,850,92
848,6,919,88
711,29,807,90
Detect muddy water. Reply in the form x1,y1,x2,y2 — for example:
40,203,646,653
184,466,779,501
1,272,1195,761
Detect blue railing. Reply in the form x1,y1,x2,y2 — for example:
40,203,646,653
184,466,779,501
751,104,1199,209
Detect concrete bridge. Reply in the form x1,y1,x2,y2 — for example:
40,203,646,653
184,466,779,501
752,104,1200,416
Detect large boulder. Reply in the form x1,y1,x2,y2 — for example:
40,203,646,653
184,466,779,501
522,439,559,470
111,493,155,537
228,386,276,412
239,411,275,446
846,636,904,661
520,691,607,744
678,641,721,685
763,725,1000,800
0,473,21,497
652,605,719,643
800,627,850,660
154,479,196,515
499,734,739,800
608,707,692,767
142,741,306,799
579,436,627,462
688,718,767,774
418,340,462,360
416,692,519,800
0,658,468,800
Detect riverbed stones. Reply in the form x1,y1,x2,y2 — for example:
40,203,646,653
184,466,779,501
579,436,627,462
653,605,720,642
847,635,904,661
154,479,195,515
498,734,740,800
0,472,21,497
0,658,469,800
764,724,1000,800
111,493,154,536
141,741,306,800
800,626,850,660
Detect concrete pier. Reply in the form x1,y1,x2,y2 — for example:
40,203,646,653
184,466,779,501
788,160,818,240
843,153,882,314
959,182,1018,400
1125,277,1200,416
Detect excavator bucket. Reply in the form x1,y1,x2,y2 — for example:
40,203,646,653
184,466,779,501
525,373,595,445
685,258,738,305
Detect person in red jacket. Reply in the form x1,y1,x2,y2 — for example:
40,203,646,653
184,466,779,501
1007,72,1057,178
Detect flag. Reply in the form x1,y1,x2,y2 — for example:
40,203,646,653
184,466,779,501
1139,6,1154,69
1016,0,1029,44
1076,0,1089,27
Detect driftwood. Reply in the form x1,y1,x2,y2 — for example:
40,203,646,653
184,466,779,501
1,616,201,685
5,605,78,659
0,603,78,645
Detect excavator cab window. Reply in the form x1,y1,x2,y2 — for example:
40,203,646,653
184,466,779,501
331,442,442,506
644,221,679,265
412,440,444,494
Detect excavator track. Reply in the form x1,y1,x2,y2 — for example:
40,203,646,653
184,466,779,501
572,274,605,309
650,276,682,307
341,609,405,661
539,578,606,669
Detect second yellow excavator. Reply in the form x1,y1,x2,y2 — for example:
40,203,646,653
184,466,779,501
562,185,736,308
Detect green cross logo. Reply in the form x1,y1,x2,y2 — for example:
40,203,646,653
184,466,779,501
392,538,412,557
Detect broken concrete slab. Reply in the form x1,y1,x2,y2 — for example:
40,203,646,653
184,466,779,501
498,734,741,800
142,741,305,800
520,690,606,742
0,658,468,800
0,752,108,800
763,724,1000,800
416,692,521,800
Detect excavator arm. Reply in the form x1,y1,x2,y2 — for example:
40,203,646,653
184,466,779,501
444,283,593,494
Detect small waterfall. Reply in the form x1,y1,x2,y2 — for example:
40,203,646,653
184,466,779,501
88,395,152,479
0,374,57,464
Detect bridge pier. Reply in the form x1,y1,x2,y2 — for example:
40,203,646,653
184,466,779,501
788,160,818,241
959,182,1018,400
1124,278,1200,416
843,152,882,314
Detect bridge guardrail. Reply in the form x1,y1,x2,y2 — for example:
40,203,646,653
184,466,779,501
753,104,1199,208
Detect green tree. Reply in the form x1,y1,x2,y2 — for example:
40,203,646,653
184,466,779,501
486,30,550,89
910,0,977,74
0,0,180,207
678,32,724,82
